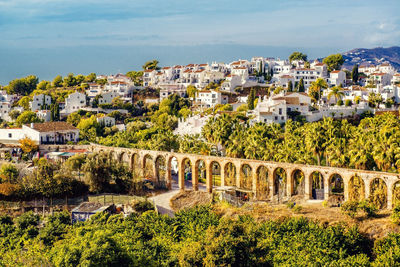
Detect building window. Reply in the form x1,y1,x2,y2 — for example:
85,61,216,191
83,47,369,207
279,108,282,115
274,116,278,120
281,116,284,120
8,133,11,138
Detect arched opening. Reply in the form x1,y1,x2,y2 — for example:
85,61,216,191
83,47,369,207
311,171,324,200
349,175,365,202
131,153,141,182
369,178,387,209
256,166,269,200
131,153,140,170
143,155,154,180
210,161,221,186
181,158,193,189
240,164,252,190
196,160,206,184
155,156,167,188
393,182,400,207
292,169,305,196
273,168,287,199
168,156,179,184
224,162,236,187
119,152,130,167
329,174,344,205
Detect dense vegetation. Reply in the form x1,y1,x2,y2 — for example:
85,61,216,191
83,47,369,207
0,152,136,201
1,205,400,266
98,104,400,174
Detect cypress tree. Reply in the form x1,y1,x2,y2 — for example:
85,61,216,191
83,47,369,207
287,81,293,92
297,78,305,92
247,88,256,110
351,64,359,85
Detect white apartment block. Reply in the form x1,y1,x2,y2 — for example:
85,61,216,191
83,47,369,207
293,68,324,90
392,74,400,85
30,94,52,111
36,110,51,122
96,116,116,127
195,90,229,108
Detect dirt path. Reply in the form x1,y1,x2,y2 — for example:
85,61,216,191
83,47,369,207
149,176,206,217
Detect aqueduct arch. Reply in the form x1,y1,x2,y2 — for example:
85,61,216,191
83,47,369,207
88,144,400,209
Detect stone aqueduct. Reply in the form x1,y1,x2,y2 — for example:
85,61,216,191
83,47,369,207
81,144,400,209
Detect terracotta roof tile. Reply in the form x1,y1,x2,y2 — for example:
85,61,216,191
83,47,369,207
29,122,78,133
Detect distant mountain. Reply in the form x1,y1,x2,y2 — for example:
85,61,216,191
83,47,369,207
341,46,400,70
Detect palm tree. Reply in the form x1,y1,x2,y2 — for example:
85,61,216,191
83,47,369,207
308,78,328,104
327,85,344,104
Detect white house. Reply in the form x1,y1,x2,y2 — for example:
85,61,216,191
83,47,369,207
195,90,229,108
104,81,133,102
174,114,211,135
98,91,119,105
30,94,51,111
62,92,87,115
36,110,51,122
329,70,346,87
369,72,393,87
96,116,116,127
250,92,312,124
0,122,79,144
221,75,242,93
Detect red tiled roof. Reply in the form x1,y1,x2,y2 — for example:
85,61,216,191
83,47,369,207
331,70,341,73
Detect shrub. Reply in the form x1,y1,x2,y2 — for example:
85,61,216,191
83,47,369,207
341,201,359,218
391,204,400,224
359,200,377,218
293,205,303,213
322,200,329,208
286,201,295,209
133,200,154,213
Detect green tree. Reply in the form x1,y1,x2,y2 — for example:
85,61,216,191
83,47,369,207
67,112,82,127
18,96,31,110
52,75,63,87
37,80,51,90
247,88,256,110
327,85,344,103
289,52,307,63
0,163,19,183
142,60,160,70
308,78,328,103
7,75,38,95
323,54,344,72
126,71,143,85
186,85,198,98
85,73,97,82
297,78,305,92
8,110,21,121
351,64,359,84
50,103,60,121
287,80,293,92
63,73,77,87
16,111,41,125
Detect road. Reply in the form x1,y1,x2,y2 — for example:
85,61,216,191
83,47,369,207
149,174,206,217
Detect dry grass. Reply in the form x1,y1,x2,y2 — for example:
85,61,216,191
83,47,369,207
170,191,212,211
213,201,400,240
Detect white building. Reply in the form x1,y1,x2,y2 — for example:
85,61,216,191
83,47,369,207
36,110,51,122
250,92,312,124
0,122,79,144
293,68,324,90
221,75,242,93
369,73,393,87
62,92,87,115
104,81,133,102
98,91,119,105
195,90,229,108
174,115,211,135
30,94,51,111
96,116,116,127
329,70,346,87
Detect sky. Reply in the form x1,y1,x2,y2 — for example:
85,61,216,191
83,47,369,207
0,0,399,84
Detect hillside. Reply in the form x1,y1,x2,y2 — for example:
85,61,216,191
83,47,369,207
342,46,400,70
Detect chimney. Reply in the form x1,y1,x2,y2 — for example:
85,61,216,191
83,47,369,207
30,123,34,128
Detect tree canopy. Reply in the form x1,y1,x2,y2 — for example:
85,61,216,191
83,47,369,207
323,54,345,72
